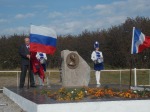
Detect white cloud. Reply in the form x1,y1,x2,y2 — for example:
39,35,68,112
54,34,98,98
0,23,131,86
0,26,29,36
79,0,150,31
48,12,63,18
1,0,150,36
15,13,35,19
94,4,107,10
105,16,127,25
41,0,150,35
0,19,8,23
94,0,150,17
32,4,48,9
48,21,82,34
81,5,93,10
48,11,82,19
49,19,105,35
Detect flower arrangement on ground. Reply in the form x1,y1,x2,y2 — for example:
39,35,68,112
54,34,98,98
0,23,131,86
40,87,150,101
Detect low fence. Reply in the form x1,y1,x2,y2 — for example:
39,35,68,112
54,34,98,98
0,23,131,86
0,69,150,90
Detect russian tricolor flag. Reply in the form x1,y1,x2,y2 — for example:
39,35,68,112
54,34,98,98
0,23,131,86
131,27,150,54
30,25,57,55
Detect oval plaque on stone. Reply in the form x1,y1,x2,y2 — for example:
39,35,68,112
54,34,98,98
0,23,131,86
66,52,79,69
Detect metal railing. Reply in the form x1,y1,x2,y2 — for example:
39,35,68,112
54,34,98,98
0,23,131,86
100,69,150,86
0,69,150,90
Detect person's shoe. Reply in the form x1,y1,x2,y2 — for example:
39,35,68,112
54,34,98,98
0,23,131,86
97,82,101,85
96,84,101,87
19,85,24,89
30,85,36,88
19,86,23,89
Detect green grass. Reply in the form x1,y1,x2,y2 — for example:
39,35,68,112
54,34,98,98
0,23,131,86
0,72,19,77
88,70,150,85
136,70,150,85
0,69,150,86
45,70,150,86
90,71,132,85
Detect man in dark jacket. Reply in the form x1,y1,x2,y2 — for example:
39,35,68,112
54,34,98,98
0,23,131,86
19,37,35,88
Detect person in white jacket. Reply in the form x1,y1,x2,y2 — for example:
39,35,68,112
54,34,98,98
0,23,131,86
35,52,47,86
91,41,104,85
36,52,47,70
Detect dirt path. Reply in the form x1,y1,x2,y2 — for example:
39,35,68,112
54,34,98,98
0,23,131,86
0,77,17,88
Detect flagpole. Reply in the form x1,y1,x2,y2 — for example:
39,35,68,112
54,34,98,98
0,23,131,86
129,56,132,89
27,57,30,89
27,24,32,89
129,27,135,89
131,27,135,54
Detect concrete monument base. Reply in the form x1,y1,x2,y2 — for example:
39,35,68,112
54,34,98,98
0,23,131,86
3,85,150,112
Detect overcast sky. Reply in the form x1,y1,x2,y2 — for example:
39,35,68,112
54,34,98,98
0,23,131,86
0,0,149,36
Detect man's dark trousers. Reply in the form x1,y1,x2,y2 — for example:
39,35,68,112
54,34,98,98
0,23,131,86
20,64,35,88
19,44,35,88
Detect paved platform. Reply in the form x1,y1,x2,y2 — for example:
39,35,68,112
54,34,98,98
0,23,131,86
3,84,150,112
3,84,131,104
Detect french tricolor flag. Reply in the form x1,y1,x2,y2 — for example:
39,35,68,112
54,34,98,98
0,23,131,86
30,25,57,55
131,27,150,54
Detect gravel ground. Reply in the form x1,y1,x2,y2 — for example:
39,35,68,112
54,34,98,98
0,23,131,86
0,77,17,88
0,93,26,112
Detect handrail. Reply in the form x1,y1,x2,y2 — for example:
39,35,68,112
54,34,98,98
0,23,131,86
0,71,21,72
0,69,150,72
0,69,150,90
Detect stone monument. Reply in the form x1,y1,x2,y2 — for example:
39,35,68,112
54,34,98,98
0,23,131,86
61,50,90,87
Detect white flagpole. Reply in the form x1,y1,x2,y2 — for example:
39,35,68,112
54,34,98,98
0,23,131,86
131,27,135,54
131,27,137,87
134,68,137,86
129,27,136,89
